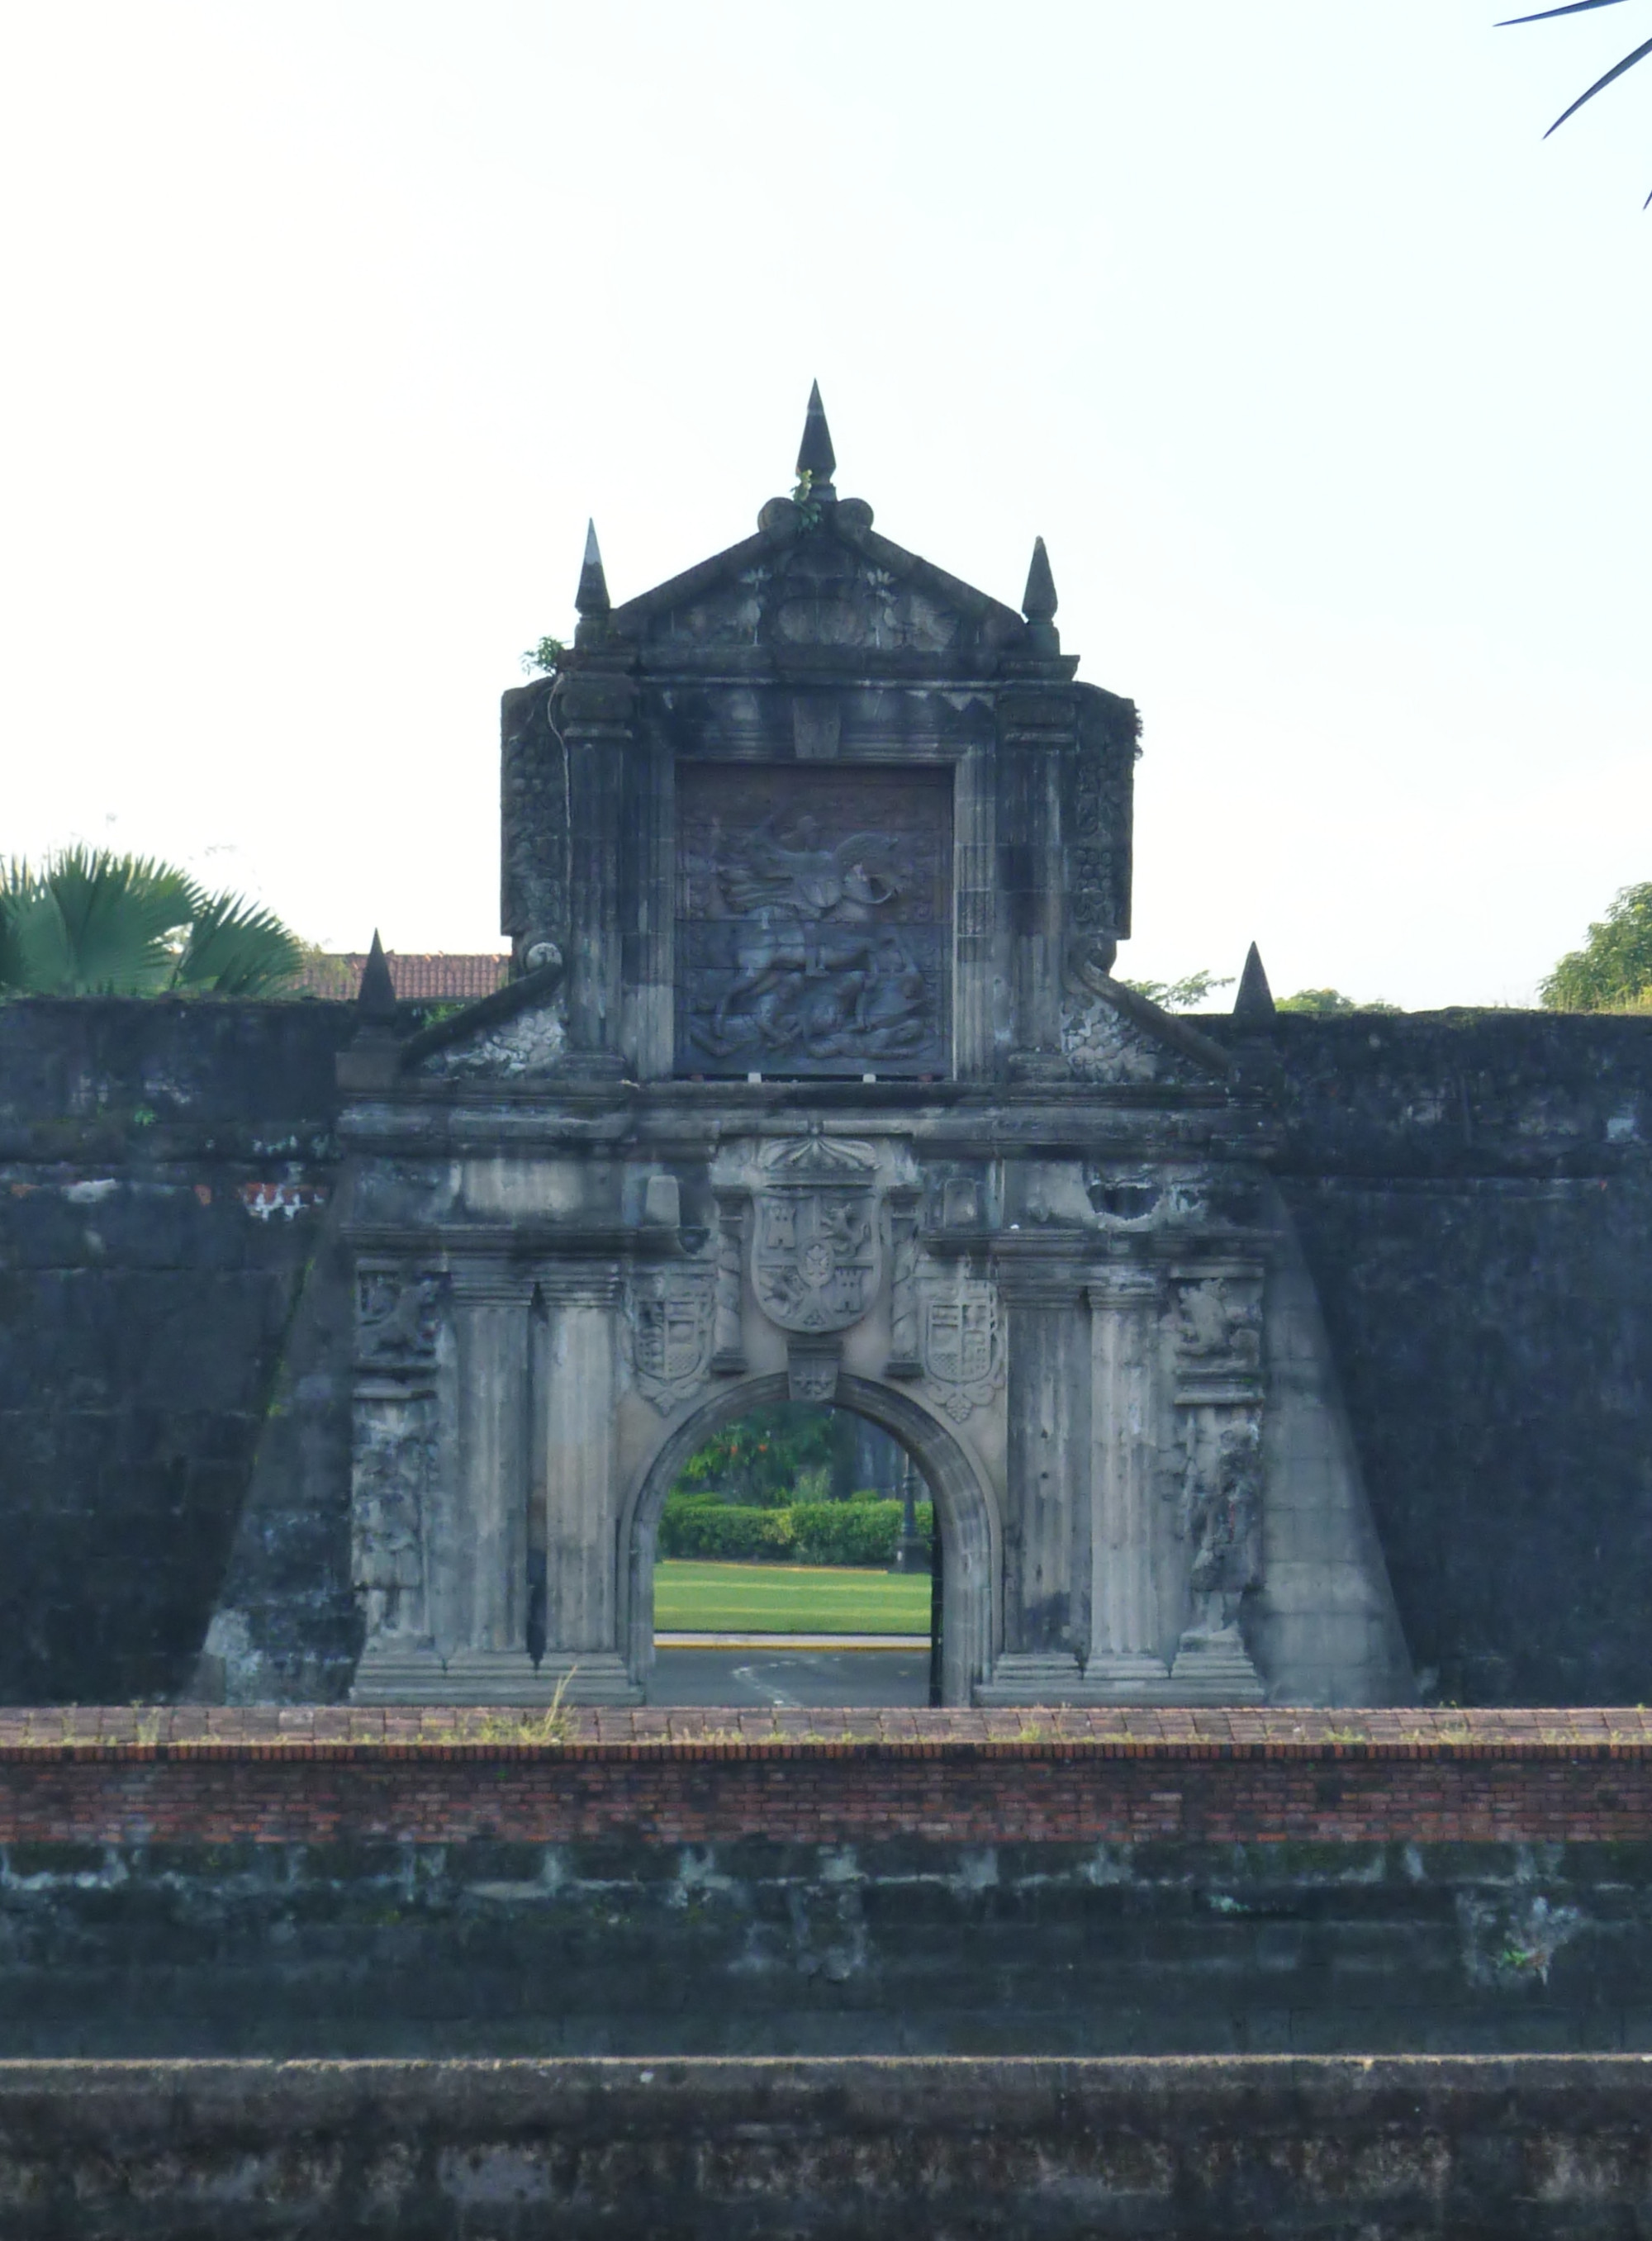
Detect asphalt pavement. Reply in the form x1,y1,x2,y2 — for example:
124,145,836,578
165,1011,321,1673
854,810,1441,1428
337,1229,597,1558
648,1645,931,1707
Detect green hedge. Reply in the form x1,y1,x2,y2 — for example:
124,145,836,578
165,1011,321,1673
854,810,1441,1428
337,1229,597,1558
659,1495,934,1566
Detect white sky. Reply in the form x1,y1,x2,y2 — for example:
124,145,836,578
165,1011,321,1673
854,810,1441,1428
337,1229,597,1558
2,1,1649,1008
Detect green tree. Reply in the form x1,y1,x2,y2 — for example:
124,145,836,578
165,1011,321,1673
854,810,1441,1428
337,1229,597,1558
1119,969,1234,1011
672,1403,841,1508
1275,989,1403,1014
1277,988,1357,1014
0,847,302,997
1540,882,1652,1009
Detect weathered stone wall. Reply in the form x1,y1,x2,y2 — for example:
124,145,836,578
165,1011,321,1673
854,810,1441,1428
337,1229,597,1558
6,2053,1652,2239
5,999,1652,1706
1209,1011,1652,1706
2,1710,1652,2059
0,999,354,1705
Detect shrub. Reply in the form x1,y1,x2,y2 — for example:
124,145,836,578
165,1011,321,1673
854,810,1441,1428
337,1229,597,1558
658,1493,934,1566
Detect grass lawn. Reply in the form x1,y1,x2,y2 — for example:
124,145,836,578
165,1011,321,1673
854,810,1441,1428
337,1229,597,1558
654,1559,931,1636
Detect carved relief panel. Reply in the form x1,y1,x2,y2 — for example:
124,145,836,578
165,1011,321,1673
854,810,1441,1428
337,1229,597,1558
676,764,951,1078
351,1263,444,1655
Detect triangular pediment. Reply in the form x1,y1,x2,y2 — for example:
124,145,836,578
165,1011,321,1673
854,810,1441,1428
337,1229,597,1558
1061,975,1234,1089
609,506,1028,662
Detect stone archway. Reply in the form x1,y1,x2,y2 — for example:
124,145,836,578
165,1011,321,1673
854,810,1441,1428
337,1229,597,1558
618,1373,1001,1707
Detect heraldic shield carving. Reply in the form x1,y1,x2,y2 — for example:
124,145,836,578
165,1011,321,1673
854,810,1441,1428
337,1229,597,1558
921,1270,1004,1421
624,1270,715,1413
752,1134,881,1335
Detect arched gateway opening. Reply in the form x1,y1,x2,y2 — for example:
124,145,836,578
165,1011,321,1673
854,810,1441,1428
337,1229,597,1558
620,1375,999,1707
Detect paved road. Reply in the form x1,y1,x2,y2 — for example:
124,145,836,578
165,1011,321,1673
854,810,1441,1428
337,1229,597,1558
648,1646,930,1707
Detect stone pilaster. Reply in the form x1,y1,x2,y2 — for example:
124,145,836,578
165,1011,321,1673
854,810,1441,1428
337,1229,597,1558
977,1239,1087,1701
710,1189,748,1374
437,1262,540,1702
999,691,1076,1077
558,659,636,1065
532,1266,639,1704
1084,1261,1175,1696
348,1261,446,1704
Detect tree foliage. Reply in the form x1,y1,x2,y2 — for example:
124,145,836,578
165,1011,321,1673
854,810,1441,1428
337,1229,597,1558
0,847,302,997
1276,988,1402,1014
1119,969,1234,1012
672,1403,854,1507
1540,882,1652,1009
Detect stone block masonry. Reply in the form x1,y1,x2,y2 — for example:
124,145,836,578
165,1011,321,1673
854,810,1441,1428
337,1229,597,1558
8,1709,1652,2060
7,2054,1652,2239
8,994,1652,1710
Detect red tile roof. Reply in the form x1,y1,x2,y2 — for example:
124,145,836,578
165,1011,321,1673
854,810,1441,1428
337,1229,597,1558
297,953,510,1003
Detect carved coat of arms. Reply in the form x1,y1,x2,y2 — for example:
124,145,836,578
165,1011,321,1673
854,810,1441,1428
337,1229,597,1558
921,1273,1004,1421
624,1270,715,1414
752,1135,880,1335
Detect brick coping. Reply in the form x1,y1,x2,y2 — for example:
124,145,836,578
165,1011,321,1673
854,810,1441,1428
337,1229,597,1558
4,1705,1652,1760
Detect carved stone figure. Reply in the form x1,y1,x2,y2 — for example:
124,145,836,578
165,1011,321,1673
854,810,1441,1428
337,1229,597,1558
351,1398,432,1645
1178,1411,1264,1635
356,1269,443,1367
1175,1277,1263,1380
676,766,948,1077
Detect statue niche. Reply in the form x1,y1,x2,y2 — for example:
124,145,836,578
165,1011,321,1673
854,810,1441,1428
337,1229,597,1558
676,764,950,1077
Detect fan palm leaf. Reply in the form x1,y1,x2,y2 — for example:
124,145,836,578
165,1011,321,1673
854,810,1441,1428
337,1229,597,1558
172,890,303,995
0,848,301,997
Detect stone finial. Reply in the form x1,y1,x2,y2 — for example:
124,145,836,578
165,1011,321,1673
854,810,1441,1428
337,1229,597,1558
795,381,837,491
1023,537,1058,624
1022,536,1060,653
1232,942,1276,1023
356,930,397,1023
575,520,610,619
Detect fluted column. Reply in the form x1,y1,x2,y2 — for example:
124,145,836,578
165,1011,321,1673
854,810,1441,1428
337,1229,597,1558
534,1267,639,1703
1085,1262,1173,1693
439,1263,538,1699
976,1241,1087,1701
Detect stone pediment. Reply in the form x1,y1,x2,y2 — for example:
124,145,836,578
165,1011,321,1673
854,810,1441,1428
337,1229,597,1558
1061,974,1233,1089
609,507,1028,664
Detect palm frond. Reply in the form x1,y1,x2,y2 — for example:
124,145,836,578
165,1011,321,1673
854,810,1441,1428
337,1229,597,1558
171,890,303,995
1540,31,1652,133
0,847,198,995
1498,2,1631,22
1499,0,1652,202
0,848,302,998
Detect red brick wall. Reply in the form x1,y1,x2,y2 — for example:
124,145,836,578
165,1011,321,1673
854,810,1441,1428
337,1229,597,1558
4,1706,1651,1848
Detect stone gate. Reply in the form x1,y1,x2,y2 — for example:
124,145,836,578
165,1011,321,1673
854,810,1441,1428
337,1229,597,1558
339,391,1410,1707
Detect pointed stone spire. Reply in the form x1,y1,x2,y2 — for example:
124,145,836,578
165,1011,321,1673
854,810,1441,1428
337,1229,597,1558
1023,537,1057,624
575,519,610,619
795,381,836,492
1022,536,1060,653
1232,942,1276,1023
356,929,397,1023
